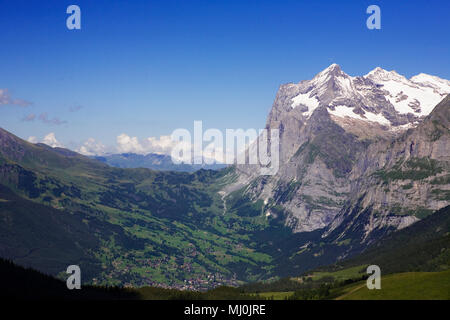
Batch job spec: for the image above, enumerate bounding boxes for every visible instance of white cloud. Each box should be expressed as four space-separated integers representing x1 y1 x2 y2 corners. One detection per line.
145 135 178 154
27 132 64 148
116 134 145 154
115 133 232 164
77 138 106 156
38 113 67 125
26 131 242 163
21 112 66 125
42 132 65 148
22 113 36 122
116 133 179 155
0 88 31 107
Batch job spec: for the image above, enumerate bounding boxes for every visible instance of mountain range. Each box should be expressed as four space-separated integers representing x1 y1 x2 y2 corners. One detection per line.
93 153 226 172
226 65 449 248
0 64 448 290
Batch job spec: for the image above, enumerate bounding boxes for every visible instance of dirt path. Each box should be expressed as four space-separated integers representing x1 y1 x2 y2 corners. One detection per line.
218 191 227 215
335 283 366 300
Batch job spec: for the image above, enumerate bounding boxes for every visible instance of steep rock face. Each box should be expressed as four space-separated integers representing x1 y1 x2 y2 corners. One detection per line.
325 95 450 244
234 107 367 232
223 64 450 239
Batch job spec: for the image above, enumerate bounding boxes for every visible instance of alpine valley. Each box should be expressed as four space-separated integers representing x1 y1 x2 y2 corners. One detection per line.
0 64 449 291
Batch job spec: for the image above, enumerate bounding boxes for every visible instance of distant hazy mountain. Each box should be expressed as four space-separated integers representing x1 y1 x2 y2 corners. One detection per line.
93 153 227 172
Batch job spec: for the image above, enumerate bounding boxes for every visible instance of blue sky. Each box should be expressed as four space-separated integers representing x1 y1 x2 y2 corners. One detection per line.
0 0 449 154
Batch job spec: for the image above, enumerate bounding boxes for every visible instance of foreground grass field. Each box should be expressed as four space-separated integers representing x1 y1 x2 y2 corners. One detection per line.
335 270 450 300
305 265 367 282
255 291 294 300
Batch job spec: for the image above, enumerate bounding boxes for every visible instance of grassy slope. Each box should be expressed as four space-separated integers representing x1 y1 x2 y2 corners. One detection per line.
0 184 102 279
306 265 367 281
0 257 138 300
0 257 262 300
335 270 450 300
256 291 294 300
240 205 450 300
326 205 450 275
243 269 450 300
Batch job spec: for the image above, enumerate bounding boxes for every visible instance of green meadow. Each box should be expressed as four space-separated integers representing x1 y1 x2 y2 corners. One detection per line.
335 270 450 300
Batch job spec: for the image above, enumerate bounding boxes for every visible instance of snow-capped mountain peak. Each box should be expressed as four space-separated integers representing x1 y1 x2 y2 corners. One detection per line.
365 68 449 117
410 73 450 95
311 63 351 85
313 63 345 79
365 67 407 82
286 64 450 129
